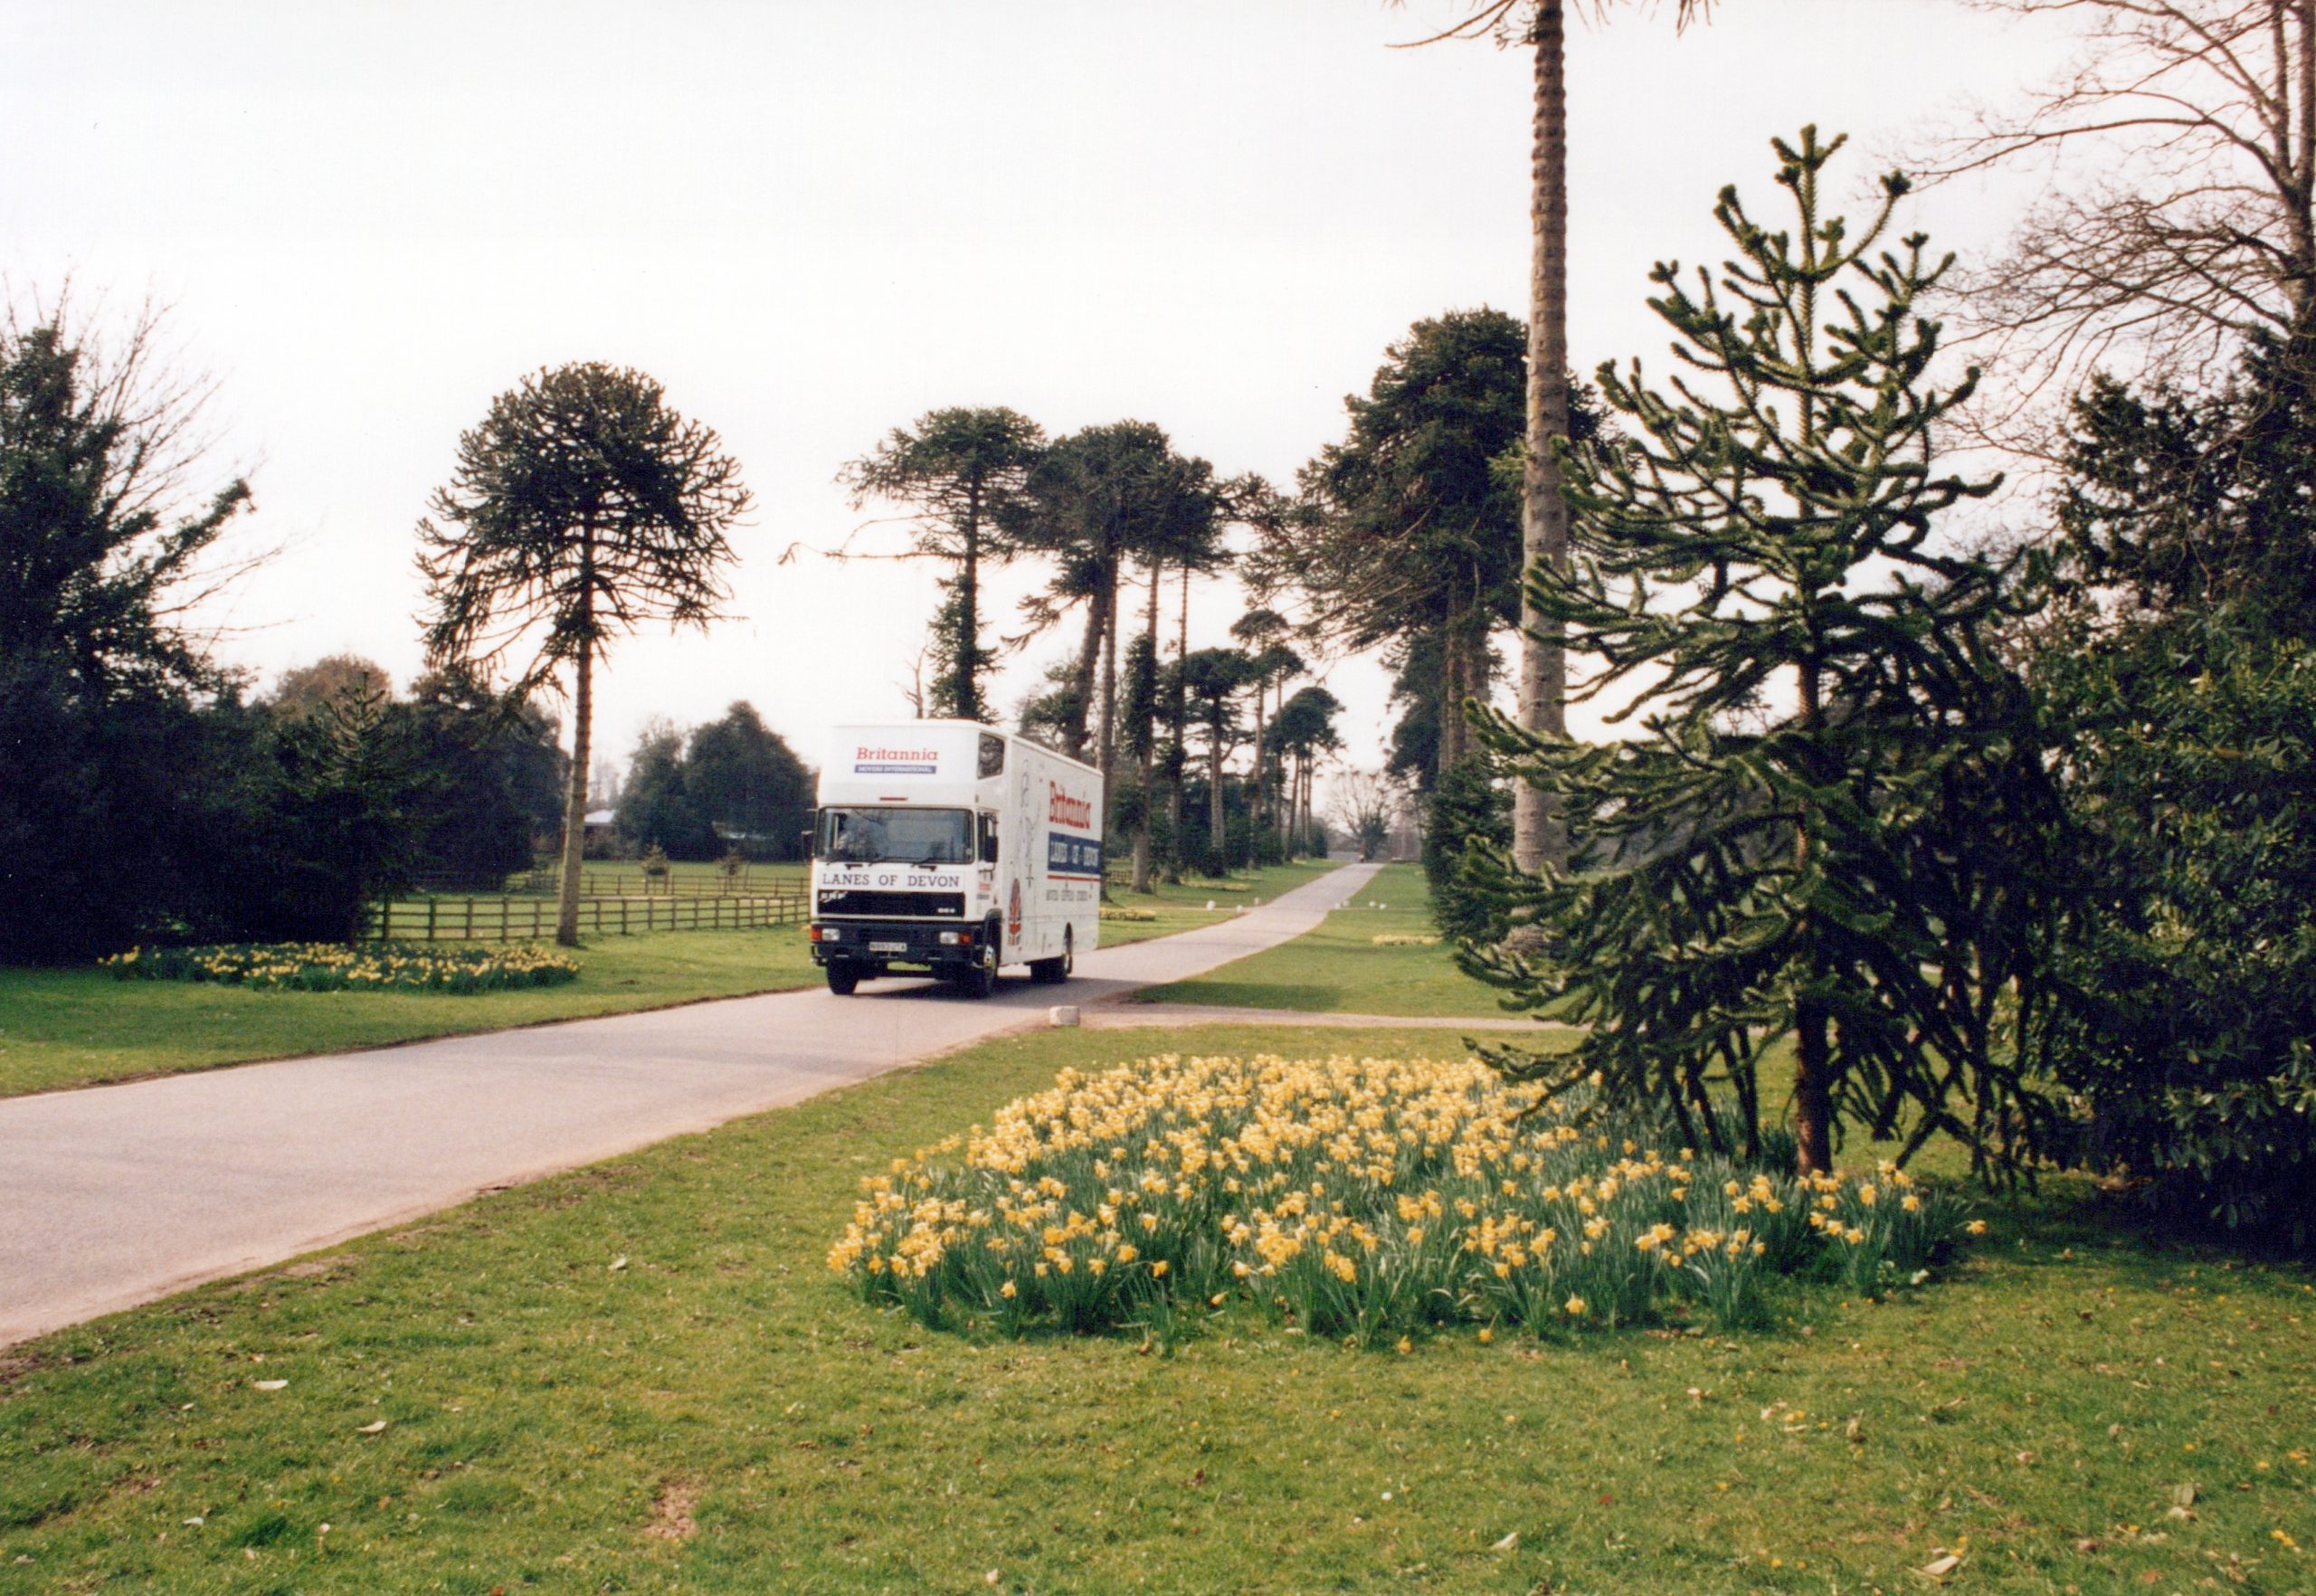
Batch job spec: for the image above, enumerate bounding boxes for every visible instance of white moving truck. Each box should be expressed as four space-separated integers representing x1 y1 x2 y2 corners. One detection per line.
808 721 1103 997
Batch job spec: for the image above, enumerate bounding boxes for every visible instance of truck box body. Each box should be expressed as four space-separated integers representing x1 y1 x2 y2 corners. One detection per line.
808 721 1101 993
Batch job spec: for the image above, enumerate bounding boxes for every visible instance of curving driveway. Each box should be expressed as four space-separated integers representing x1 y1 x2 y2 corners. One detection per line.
0 861 1381 1347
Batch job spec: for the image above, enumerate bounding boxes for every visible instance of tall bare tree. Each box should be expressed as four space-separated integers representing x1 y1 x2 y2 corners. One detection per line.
1331 767 1409 861
1397 1 1709 872
1916 0 2316 440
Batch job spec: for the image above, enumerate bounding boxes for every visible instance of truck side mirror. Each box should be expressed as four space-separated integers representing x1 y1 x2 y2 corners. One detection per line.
979 815 999 864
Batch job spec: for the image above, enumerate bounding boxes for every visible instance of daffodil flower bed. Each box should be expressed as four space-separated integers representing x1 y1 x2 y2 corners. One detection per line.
1098 907 1160 922
831 1053 1975 1345
103 941 579 994
1370 933 1441 946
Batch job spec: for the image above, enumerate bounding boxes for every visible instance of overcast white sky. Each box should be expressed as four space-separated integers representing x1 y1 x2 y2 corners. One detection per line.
1 0 2074 796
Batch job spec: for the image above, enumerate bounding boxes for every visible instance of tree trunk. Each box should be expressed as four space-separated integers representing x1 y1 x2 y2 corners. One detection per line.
1289 750 1304 855
1165 565 1190 881
1248 680 1267 869
1438 622 1464 775
2297 0 2316 321
1790 651 1834 1173
956 480 982 722
1793 996 1836 1173
555 635 593 948
1065 583 1106 762
1131 559 1160 893
1277 744 1292 853
1099 560 1119 794
1209 714 1228 868
1513 0 1571 874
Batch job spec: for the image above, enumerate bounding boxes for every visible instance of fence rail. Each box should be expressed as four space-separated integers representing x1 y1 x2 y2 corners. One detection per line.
365 893 809 942
493 867 808 899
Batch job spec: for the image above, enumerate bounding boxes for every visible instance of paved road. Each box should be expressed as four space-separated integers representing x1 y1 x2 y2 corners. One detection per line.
0 862 1381 1347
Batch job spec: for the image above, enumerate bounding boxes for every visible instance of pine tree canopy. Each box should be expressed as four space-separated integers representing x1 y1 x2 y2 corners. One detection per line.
1466 127 2070 1179
417 363 750 693
840 406 1045 722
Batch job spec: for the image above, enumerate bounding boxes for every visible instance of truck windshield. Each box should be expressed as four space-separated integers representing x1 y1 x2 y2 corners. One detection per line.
816 806 973 865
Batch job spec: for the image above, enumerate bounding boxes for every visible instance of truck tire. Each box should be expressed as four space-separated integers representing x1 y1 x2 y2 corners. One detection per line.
825 961 861 996
1030 927 1073 984
957 931 999 1000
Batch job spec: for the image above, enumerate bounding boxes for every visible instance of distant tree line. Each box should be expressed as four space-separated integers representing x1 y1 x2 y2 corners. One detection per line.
612 701 814 862
844 410 1345 880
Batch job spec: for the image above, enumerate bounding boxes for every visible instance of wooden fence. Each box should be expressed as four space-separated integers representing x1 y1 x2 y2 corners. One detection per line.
366 893 809 942
502 867 808 899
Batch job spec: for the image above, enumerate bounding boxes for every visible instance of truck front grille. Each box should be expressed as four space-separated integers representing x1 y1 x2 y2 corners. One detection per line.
815 890 966 918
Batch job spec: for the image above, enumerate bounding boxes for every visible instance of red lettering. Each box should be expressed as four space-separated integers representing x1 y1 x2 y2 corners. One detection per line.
1049 782 1093 829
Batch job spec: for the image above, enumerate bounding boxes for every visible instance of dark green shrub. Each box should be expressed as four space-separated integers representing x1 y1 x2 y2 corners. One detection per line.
2031 607 2316 1242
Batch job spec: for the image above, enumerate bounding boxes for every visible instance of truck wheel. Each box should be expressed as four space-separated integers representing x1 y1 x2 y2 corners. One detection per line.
825 961 861 996
958 936 999 1000
1031 927 1073 984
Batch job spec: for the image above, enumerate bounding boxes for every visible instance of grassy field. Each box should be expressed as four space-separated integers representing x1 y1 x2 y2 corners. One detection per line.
4 1020 2308 1595
1133 861 1517 1017
1093 858 1342 948
0 930 821 1099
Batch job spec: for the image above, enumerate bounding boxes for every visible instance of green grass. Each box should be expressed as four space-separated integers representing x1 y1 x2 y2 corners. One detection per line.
0 930 821 1099
2 1021 2308 1594
1133 861 1514 1016
1092 858 1343 947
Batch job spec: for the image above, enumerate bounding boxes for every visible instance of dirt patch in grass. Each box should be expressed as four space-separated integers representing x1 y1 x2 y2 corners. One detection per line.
643 1477 699 1539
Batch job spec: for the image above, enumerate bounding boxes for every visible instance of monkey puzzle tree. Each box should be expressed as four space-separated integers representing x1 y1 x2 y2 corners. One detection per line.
1466 128 2068 1178
418 363 751 946
840 406 1045 722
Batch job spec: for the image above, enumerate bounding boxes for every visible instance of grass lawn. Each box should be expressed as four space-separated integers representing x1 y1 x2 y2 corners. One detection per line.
4 1021 2308 1595
1133 861 1516 1017
1092 858 1343 948
0 929 821 1099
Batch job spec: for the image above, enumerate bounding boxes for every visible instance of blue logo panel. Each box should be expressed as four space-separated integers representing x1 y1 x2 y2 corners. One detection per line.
1047 831 1103 879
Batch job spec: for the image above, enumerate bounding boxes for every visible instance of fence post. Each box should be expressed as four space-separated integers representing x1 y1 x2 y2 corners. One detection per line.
426 898 437 943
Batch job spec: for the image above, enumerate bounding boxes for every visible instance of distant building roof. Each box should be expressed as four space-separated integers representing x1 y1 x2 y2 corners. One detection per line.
584 808 615 828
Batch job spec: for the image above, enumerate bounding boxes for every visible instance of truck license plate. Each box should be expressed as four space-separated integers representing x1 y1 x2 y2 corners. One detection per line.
869 941 908 954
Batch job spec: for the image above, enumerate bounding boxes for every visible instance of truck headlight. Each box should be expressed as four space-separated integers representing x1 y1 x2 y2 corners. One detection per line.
938 931 960 945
